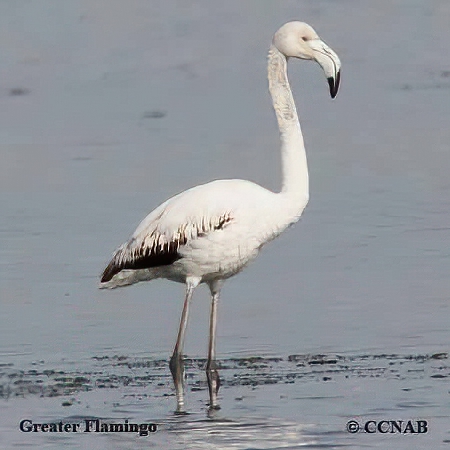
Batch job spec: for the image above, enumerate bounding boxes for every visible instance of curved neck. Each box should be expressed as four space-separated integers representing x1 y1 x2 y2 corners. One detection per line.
268 45 309 204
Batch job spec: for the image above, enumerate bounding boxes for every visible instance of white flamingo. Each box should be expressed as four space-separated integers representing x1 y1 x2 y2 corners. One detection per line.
100 21 341 413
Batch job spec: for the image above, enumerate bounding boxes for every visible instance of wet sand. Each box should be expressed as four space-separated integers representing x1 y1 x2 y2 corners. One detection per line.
1 0 450 448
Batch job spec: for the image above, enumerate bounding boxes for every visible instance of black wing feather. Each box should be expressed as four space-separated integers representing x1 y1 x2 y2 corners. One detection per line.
100 240 182 283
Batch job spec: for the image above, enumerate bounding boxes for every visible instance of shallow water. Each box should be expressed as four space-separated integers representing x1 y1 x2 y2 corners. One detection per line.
1 0 450 448
2 352 449 448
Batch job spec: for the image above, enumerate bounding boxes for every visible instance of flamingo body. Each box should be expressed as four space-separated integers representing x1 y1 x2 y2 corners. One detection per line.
101 179 306 288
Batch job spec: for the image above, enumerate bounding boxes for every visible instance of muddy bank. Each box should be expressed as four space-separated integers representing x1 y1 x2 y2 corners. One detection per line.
1 352 447 401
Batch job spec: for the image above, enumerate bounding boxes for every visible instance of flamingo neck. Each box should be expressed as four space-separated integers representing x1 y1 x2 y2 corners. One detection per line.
268 45 309 208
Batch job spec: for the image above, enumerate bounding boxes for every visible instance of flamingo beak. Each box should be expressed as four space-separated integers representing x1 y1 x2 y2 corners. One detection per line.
309 39 341 98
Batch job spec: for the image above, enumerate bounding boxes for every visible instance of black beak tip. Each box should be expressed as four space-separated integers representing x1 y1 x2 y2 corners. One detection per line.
327 77 336 98
328 70 341 99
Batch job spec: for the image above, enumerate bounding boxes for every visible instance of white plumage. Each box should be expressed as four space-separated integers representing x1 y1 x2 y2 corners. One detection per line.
100 21 341 413
101 179 304 288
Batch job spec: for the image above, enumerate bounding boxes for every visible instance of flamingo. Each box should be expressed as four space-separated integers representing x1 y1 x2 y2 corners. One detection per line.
100 21 341 413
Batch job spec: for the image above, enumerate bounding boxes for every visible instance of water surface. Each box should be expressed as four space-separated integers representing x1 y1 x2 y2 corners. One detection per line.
1 1 449 448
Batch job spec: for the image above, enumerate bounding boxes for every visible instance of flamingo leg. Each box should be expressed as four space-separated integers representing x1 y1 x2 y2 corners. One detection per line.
169 279 197 414
206 281 222 410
